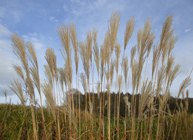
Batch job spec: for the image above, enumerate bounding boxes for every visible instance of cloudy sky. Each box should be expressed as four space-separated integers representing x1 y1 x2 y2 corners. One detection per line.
0 0 193 103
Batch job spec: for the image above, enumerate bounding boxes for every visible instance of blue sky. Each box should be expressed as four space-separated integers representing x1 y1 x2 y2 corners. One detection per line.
0 0 193 103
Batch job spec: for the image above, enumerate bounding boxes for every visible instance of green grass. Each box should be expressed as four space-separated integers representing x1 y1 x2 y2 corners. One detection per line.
0 104 193 140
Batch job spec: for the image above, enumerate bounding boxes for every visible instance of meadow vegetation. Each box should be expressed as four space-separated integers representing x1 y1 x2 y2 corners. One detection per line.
0 13 193 140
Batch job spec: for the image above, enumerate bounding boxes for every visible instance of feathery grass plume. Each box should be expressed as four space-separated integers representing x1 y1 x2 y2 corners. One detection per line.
115 43 121 74
104 22 113 139
12 35 35 99
159 16 174 63
168 35 176 56
178 76 191 97
92 29 97 48
152 45 161 79
138 80 153 120
59 25 70 58
12 34 28 73
87 31 93 64
13 65 24 81
58 68 67 92
80 42 90 82
42 82 56 120
109 12 120 51
138 19 154 55
45 48 57 81
122 57 129 85
166 55 174 79
44 65 53 86
100 46 105 84
27 42 47 139
64 58 72 86
101 32 112 140
26 77 35 99
130 46 136 67
10 80 26 106
156 66 166 96
70 25 79 133
70 24 79 75
105 70 110 83
124 17 134 50
131 60 138 92
12 34 38 140
27 43 42 93
30 67 40 93
168 64 180 86
59 25 72 86
59 25 72 84
27 43 38 68
12 35 35 97
136 19 154 91
137 29 142 52
93 31 100 75
70 26 81 137
103 32 111 64
58 25 73 138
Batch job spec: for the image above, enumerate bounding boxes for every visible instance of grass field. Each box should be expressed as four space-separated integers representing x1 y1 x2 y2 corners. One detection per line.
0 13 192 140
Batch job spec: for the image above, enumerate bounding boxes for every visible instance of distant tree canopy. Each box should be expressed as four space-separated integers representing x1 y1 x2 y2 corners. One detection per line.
70 92 193 116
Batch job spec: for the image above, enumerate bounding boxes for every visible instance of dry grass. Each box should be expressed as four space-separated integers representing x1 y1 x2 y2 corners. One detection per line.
3 13 192 140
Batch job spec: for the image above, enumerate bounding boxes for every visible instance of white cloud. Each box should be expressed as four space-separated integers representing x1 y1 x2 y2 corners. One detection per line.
49 16 58 23
0 1 23 23
63 0 110 16
0 38 17 96
0 24 11 37
185 28 192 33
22 32 46 50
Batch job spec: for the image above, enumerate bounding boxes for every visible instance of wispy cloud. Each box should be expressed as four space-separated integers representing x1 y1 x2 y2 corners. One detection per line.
22 32 46 50
49 16 58 23
62 0 112 16
0 24 11 37
0 4 23 23
0 25 17 95
185 28 192 33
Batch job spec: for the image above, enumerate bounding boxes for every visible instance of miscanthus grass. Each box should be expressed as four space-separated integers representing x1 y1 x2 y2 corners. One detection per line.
1 13 192 140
